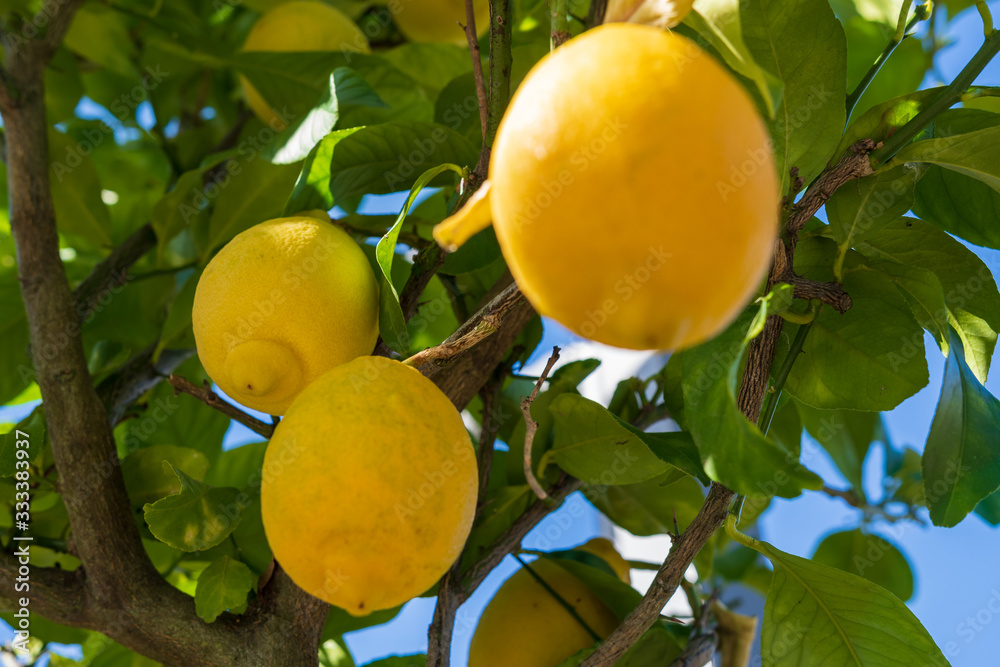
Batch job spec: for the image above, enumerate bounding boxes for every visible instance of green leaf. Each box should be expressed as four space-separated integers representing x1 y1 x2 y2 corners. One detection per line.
461 485 532 571
683 310 822 497
975 489 1000 525
586 472 704 536
811 528 914 602
0 273 32 405
0 407 47 478
922 328 1000 527
63 4 138 78
685 1 782 116
837 88 943 162
782 240 929 410
852 217 1000 383
121 445 210 507
322 605 402 639
544 556 643 621
824 166 918 278
152 165 215 251
195 555 258 622
845 19 931 121
363 656 426 667
912 108 1000 250
740 0 847 189
284 121 476 215
201 157 301 257
157 269 201 353
380 42 472 97
548 394 676 485
264 68 387 166
375 163 465 353
747 282 794 340
48 130 113 248
727 517 950 666
796 402 882 494
143 465 245 552
892 124 1000 191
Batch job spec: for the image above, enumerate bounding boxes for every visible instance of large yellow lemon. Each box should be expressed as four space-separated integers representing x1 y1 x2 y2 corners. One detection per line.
261 357 478 614
240 1 370 128
390 0 489 43
469 540 629 667
435 24 778 351
192 217 378 415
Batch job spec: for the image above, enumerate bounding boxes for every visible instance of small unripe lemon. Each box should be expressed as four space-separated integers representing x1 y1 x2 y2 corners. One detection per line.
390 0 489 43
435 24 778 351
261 357 478 614
240 1 370 128
469 540 630 667
192 217 378 415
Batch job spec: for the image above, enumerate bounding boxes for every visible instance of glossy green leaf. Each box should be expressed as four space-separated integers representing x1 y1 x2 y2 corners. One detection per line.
824 166 918 278
811 528 914 601
836 88 942 163
783 241 929 410
740 0 847 189
143 465 245 552
586 472 704 536
912 108 1000 250
201 157 301 257
284 121 475 215
195 555 258 622
683 310 821 497
687 0 782 116
121 445 210 507
375 163 465 353
264 68 386 166
728 517 950 666
893 124 1000 191
853 217 1000 383
549 394 682 485
922 328 1000 527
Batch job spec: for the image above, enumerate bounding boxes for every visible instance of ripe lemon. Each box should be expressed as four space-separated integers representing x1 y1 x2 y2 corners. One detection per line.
469 540 629 667
192 216 378 415
261 356 478 614
240 1 370 128
435 24 778 351
390 0 489 43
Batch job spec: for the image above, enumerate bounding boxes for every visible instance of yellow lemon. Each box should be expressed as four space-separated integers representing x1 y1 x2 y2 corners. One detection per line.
390 0 489 43
240 1 370 128
469 543 628 667
261 357 478 614
435 24 778 351
192 217 378 415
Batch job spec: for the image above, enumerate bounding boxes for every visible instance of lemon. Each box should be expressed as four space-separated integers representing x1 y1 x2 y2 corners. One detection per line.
469 540 629 667
240 1 370 128
578 537 631 584
604 0 695 27
192 216 378 415
435 24 778 351
390 0 489 43
261 356 478 614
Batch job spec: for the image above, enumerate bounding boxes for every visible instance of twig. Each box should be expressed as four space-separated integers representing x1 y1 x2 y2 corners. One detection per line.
476 0 514 181
587 0 608 27
550 0 571 48
668 634 716 667
98 346 194 425
463 0 489 140
167 374 275 438
522 347 561 501
820 485 927 525
405 282 527 373
757 322 812 435
845 1 929 118
73 224 157 320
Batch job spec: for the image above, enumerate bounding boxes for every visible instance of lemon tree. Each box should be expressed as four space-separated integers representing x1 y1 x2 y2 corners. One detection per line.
1 0 1000 665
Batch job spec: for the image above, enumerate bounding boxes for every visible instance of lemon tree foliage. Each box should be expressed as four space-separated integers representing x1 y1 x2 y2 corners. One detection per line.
1 0 1000 664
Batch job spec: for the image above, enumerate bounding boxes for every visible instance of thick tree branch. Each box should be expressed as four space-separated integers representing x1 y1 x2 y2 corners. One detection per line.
406 282 527 373
97 347 194 425
167 374 275 438
0 551 92 628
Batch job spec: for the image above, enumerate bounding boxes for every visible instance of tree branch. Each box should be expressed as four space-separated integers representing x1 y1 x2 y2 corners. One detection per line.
97 346 194 425
463 0 489 140
522 347 561 501
73 224 156 321
406 282 527 373
0 550 92 629
167 374 275 438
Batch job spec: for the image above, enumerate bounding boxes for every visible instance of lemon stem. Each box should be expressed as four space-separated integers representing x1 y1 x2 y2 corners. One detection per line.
512 555 602 642
551 0 571 49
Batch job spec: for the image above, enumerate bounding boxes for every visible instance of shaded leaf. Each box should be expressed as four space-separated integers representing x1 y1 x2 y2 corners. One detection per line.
796 402 882 494
143 465 245 552
811 528 914 601
586 472 703 536
195 555 257 622
922 328 1000 527
121 445 210 507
